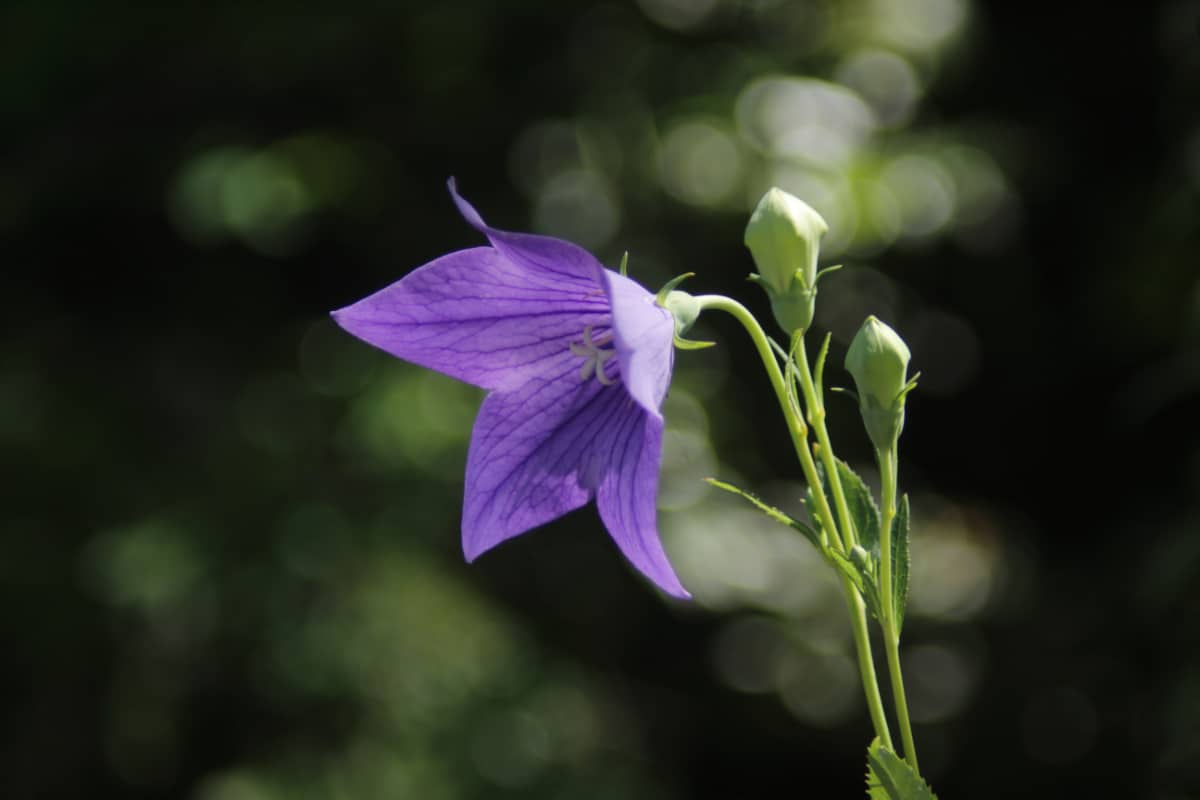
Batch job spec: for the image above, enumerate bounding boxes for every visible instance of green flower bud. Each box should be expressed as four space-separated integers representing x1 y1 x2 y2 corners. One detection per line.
743 187 829 334
845 316 912 450
745 188 828 293
850 544 872 572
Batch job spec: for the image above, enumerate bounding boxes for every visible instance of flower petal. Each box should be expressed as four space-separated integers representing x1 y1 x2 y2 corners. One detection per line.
596 410 689 598
332 246 609 392
462 359 686 597
449 178 609 288
602 270 675 418
462 357 621 559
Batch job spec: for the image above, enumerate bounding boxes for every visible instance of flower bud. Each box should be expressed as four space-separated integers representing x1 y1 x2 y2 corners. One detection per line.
845 316 912 450
744 188 828 334
745 188 828 293
850 544 872 572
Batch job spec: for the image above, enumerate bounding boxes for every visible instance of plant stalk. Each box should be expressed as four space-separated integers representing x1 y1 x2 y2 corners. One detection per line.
878 444 919 773
695 295 893 751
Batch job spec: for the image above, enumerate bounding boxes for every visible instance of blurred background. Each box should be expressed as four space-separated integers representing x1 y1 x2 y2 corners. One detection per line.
3 0 1199 797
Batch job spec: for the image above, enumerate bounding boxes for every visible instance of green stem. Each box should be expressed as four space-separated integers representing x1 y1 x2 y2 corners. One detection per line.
793 334 859 550
695 295 893 751
878 444 919 773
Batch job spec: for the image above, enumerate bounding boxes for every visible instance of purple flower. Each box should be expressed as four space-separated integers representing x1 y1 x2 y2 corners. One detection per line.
332 180 688 598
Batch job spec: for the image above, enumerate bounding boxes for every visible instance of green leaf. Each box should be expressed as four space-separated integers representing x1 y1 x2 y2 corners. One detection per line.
867 759 888 800
806 461 890 618
893 494 911 633
812 460 881 556
804 483 837 550
705 478 820 549
836 459 881 556
865 738 937 800
813 330 832 398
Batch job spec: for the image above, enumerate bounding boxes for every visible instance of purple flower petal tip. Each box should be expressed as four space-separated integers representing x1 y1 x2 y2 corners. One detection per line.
333 182 688 599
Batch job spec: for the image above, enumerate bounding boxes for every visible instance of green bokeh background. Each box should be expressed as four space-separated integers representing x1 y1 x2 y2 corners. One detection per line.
3 1 1199 797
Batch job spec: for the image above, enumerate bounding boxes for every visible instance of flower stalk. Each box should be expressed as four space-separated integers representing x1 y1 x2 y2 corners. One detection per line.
878 443 919 775
793 334 860 551
692 293 894 752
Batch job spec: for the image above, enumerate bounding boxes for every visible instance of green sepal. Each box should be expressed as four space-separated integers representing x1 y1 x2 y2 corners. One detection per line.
814 263 843 283
830 385 859 403
705 478 821 549
673 334 717 350
892 494 911 633
747 273 816 336
655 272 696 307
656 274 714 349
896 372 921 403
865 738 937 800
619 251 629 277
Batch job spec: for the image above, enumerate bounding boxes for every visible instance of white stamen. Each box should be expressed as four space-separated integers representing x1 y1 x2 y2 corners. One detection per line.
570 325 618 386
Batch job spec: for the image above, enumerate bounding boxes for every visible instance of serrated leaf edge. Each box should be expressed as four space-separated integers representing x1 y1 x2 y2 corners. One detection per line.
705 478 820 548
866 738 938 800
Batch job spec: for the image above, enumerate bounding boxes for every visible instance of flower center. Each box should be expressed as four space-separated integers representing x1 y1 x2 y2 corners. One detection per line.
569 325 617 386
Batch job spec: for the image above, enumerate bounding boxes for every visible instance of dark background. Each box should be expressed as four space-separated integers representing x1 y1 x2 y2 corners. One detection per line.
3 1 1199 798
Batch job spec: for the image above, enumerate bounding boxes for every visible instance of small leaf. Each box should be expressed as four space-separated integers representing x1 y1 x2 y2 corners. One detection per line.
706 478 820 549
865 738 937 800
804 484 825 537
836 460 881 555
767 335 791 365
866 747 888 800
814 460 881 556
893 494 912 633
813 330 832 397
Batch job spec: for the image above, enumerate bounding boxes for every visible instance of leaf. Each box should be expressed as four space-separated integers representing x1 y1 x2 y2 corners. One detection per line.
859 569 885 624
813 330 832 398
818 514 884 621
705 478 820 549
804 485 823 537
865 738 937 800
812 460 882 557
867 759 888 800
893 494 911 633
835 459 882 557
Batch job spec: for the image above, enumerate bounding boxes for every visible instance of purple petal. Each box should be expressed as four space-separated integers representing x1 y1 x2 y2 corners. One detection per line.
449 178 609 288
332 247 609 392
602 270 675 418
462 360 629 559
463 360 687 598
596 411 689 598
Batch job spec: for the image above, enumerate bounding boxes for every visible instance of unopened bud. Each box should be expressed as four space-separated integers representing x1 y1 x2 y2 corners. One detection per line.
744 188 828 334
850 544 872 571
845 316 912 450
